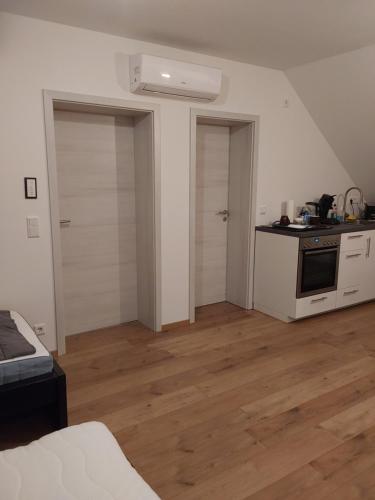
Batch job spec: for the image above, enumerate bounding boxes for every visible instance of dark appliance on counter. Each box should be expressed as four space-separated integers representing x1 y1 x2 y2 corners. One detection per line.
306 201 319 216
306 194 338 225
318 194 335 220
279 215 290 226
297 234 341 298
365 203 375 220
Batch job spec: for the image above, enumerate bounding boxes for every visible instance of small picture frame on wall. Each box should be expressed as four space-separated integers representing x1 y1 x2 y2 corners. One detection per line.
24 177 37 199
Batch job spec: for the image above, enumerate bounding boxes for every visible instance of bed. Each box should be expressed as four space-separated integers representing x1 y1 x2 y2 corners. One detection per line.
0 421 160 500
0 311 53 385
0 311 67 441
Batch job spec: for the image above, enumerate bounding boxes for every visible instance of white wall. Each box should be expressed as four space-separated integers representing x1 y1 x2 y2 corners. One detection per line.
0 12 354 350
286 44 375 201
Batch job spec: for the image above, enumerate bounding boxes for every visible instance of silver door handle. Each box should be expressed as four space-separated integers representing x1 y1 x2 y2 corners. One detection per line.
348 234 363 239
216 209 229 221
343 289 359 296
346 253 362 258
60 219 71 225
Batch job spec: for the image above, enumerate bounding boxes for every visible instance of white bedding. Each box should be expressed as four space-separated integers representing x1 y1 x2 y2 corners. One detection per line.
0 421 160 500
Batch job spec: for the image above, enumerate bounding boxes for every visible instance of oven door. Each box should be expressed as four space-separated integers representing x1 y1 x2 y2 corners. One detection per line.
297 247 339 298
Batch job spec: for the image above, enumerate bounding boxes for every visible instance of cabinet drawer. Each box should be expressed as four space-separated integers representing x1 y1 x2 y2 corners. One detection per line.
341 232 367 252
295 291 336 319
337 249 365 289
337 286 363 308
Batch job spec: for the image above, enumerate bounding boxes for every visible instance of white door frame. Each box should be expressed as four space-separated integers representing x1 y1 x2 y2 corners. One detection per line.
43 90 162 354
189 108 259 322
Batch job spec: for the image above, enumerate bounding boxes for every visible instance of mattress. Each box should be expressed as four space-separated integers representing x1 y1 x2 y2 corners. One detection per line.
0 421 160 500
0 311 53 385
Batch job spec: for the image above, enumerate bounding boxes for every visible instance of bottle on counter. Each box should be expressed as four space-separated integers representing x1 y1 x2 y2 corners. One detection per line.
335 194 345 222
303 212 310 225
298 207 310 225
331 203 338 221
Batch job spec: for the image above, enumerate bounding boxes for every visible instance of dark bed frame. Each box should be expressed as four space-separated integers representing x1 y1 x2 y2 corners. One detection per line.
0 359 67 431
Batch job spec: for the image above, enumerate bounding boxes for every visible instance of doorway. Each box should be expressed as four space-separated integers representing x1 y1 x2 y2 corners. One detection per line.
190 110 259 322
44 91 161 354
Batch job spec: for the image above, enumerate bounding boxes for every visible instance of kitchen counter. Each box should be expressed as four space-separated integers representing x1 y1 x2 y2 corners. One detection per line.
254 222 375 323
256 221 375 238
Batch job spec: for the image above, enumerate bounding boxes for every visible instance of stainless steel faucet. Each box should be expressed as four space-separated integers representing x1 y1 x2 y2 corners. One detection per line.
343 187 364 219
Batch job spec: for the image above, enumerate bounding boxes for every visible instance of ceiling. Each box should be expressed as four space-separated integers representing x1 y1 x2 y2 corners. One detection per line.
2 0 375 69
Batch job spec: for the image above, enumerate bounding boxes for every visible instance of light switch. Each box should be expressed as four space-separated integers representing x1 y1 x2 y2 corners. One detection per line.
259 205 267 215
27 216 40 238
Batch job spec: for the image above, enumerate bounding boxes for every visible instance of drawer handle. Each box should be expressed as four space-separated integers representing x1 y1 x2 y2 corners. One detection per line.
343 289 359 296
366 237 371 258
348 235 363 239
346 253 362 258
311 297 328 303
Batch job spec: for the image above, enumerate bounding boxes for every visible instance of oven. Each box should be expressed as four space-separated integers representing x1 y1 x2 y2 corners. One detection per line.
297 234 341 298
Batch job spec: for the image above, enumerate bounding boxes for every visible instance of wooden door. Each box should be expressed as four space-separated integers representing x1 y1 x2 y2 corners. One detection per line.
134 113 157 330
226 123 253 308
195 124 230 307
54 111 137 335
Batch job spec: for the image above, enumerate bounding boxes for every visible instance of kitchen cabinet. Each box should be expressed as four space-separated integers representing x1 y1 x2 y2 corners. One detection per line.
335 228 375 308
254 226 375 323
295 291 337 319
364 230 375 300
337 249 365 289
254 231 299 322
336 230 373 308
337 286 363 308
340 231 368 252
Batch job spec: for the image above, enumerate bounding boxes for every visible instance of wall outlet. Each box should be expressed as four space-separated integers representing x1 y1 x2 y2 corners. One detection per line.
34 323 46 336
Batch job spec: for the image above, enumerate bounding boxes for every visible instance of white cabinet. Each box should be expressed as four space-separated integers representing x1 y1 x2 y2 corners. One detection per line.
337 229 375 307
254 231 299 322
295 291 337 319
336 234 369 309
338 249 365 289
254 229 375 323
363 230 375 301
336 286 363 308
341 232 367 252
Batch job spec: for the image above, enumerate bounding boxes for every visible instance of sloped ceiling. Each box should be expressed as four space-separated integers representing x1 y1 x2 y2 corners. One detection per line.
286 45 375 201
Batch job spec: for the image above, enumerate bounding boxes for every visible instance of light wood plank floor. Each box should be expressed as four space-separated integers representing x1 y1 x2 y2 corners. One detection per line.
57 301 375 500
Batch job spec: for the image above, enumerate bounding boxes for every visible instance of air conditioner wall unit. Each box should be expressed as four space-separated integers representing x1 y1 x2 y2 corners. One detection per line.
129 54 222 101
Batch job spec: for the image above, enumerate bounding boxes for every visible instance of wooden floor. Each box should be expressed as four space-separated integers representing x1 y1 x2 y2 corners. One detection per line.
57 301 375 500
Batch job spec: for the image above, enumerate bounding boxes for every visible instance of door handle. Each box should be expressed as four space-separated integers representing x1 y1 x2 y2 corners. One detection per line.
348 234 363 239
345 253 362 258
59 219 71 225
216 209 229 221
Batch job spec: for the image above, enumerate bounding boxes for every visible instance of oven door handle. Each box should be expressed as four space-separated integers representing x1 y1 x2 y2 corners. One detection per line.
303 247 339 256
